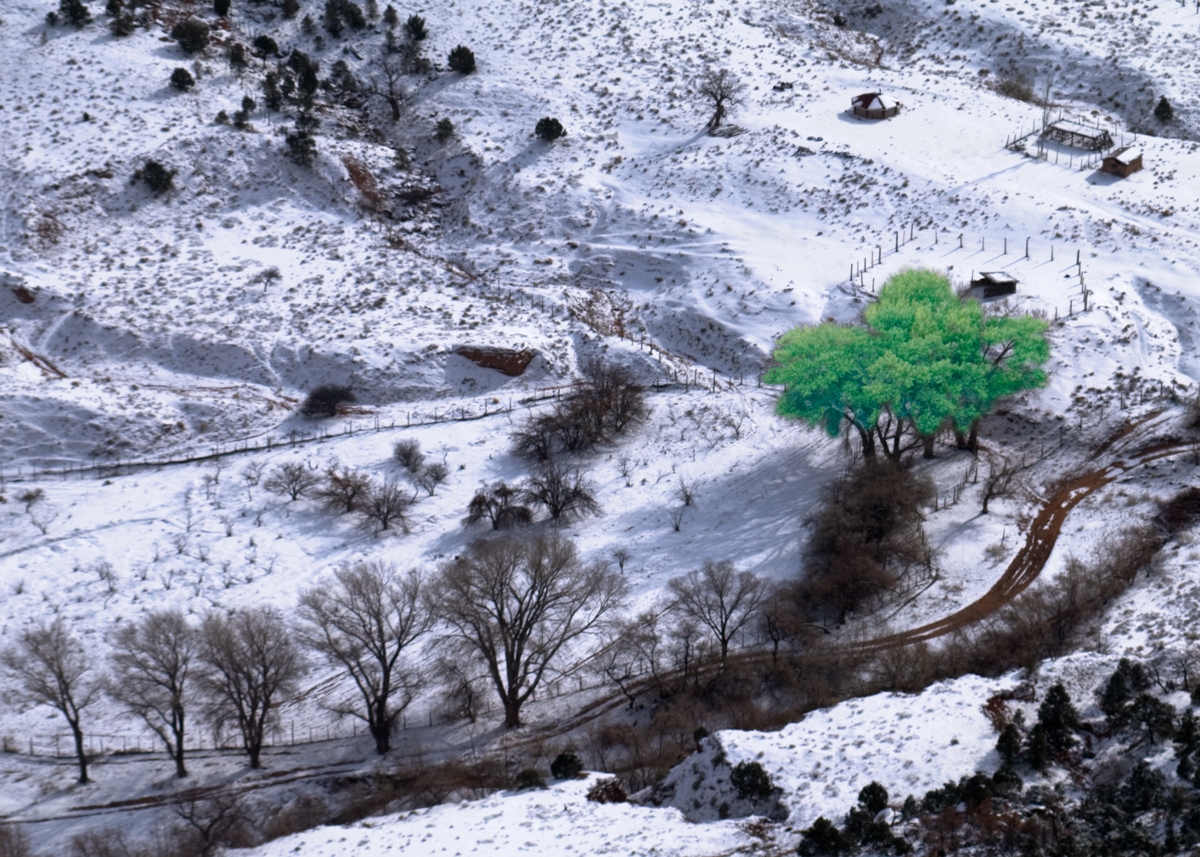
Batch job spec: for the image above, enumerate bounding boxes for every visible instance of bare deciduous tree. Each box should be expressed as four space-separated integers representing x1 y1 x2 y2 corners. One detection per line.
109 610 195 778
521 462 602 523
196 609 305 768
262 462 320 501
668 560 765 663
316 465 371 514
2 619 101 783
171 789 249 855
392 438 425 473
414 461 449 496
298 562 431 754
358 479 416 532
431 534 627 728
697 67 746 129
465 482 533 530
370 56 407 121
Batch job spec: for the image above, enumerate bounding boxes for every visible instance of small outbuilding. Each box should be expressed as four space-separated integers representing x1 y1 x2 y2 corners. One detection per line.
1041 119 1113 151
1100 146 1143 178
969 272 1018 300
850 92 901 119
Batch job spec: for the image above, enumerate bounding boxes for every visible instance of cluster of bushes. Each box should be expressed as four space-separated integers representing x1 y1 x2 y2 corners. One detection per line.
259 458 424 533
800 782 913 855
132 159 176 195
512 358 647 461
790 460 934 626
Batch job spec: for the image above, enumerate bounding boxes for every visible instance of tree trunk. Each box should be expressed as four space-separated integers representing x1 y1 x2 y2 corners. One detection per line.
858 425 876 460
967 421 979 454
248 743 262 769
955 430 968 449
370 700 391 754
173 709 187 778
503 696 521 729
71 721 89 784
387 95 400 122
923 434 936 459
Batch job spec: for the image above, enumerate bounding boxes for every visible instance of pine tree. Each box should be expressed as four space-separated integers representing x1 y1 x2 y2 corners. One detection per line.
858 781 889 814
448 45 476 74
262 72 283 111
1175 710 1197 768
59 0 93 27
1024 722 1051 771
169 67 195 91
997 722 1023 766
1128 694 1176 744
1155 96 1174 123
1100 659 1149 727
1037 683 1080 753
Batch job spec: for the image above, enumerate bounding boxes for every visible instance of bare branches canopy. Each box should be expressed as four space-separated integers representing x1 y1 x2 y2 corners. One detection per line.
1 619 101 783
298 562 431 754
430 534 626 727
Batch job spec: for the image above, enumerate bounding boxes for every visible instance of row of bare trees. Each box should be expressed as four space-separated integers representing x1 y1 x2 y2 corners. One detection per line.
0 533 640 780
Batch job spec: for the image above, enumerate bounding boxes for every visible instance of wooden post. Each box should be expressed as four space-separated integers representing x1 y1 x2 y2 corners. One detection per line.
1025 237 1030 258
1051 245 1054 261
895 232 899 252
959 234 964 248
1004 237 1007 254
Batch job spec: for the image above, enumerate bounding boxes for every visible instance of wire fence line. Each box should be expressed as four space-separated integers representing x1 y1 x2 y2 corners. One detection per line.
1 360 778 486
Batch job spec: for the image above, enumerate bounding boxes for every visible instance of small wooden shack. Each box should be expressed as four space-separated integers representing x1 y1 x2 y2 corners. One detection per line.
850 92 901 119
1041 119 1113 151
969 272 1018 300
1100 146 1143 178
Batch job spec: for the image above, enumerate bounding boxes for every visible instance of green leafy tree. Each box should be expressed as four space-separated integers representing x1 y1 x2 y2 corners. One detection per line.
766 269 1048 460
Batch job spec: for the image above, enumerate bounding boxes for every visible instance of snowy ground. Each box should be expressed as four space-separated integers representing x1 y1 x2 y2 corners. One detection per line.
3 0 1200 850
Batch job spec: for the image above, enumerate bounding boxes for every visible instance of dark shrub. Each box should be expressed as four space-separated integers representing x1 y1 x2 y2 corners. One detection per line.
252 34 278 56
282 0 300 18
228 42 248 73
59 0 92 27
586 777 627 803
139 160 176 194
991 765 1024 795
992 72 1034 103
301 383 354 418
215 109 229 124
550 752 584 780
535 117 565 141
798 817 853 856
171 18 210 54
448 45 476 74
1036 683 1080 753
287 113 320 166
109 12 135 35
404 13 427 39
169 67 195 91
730 760 774 801
383 4 398 27
262 72 283 110
465 482 533 530
435 118 455 142
214 0 231 16
514 769 545 790
795 460 934 625
1155 95 1174 123
858 781 889 814
392 439 425 473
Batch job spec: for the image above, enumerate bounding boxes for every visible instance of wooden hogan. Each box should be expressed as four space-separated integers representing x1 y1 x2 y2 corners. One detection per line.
969 272 1018 300
850 92 901 120
1100 146 1143 178
1041 119 1113 151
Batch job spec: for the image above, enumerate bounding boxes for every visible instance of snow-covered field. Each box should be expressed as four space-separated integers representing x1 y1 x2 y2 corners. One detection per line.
3 0 1200 849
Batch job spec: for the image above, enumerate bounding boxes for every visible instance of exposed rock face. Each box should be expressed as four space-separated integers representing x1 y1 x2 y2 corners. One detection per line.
453 345 537 377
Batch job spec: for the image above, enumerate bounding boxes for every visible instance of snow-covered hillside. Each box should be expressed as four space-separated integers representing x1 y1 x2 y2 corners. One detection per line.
3 0 1200 850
